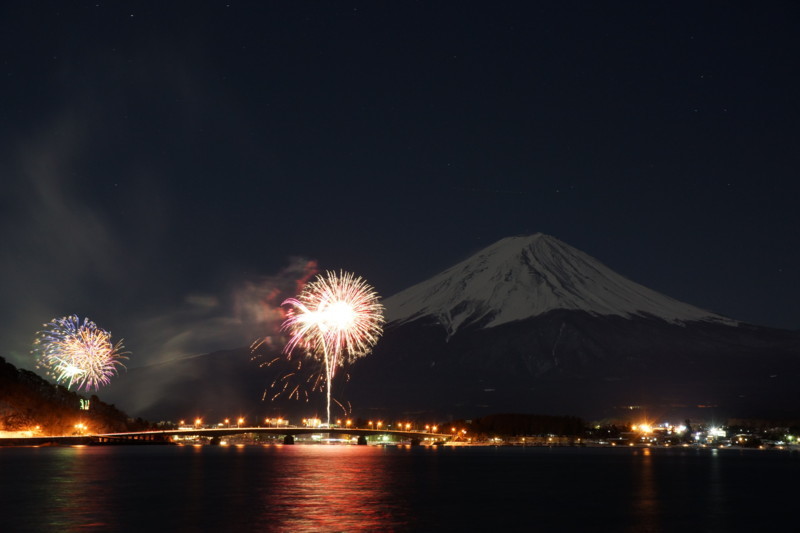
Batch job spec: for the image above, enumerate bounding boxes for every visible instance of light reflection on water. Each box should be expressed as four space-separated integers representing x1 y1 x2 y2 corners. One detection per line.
15 446 121 531
629 447 659 533
255 446 409 531
0 445 797 532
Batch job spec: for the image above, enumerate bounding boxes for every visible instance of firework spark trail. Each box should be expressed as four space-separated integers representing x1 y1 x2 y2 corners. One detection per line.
281 270 384 425
32 315 127 392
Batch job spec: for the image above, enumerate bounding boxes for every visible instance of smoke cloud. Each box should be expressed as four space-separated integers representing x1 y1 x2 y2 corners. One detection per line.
129 258 318 368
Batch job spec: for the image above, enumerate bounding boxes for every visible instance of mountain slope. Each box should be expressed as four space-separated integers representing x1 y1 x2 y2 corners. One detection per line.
347 310 800 419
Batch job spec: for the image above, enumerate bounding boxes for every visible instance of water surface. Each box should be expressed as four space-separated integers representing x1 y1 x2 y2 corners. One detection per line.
1 445 796 531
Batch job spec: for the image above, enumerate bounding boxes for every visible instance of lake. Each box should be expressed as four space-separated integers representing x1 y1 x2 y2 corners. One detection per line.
1 444 797 531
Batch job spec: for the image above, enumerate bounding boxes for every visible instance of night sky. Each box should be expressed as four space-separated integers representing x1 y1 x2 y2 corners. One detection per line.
2 2 799 373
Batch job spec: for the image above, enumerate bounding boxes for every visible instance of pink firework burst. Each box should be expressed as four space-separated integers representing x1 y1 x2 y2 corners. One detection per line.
281 270 384 424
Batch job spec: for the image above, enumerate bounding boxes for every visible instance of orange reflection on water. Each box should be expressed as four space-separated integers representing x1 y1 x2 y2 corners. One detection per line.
41 447 120 531
629 447 660 532
257 446 407 531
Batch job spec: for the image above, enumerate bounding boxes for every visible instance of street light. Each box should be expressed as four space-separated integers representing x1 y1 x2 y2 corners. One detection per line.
377 421 383 429
237 417 244 428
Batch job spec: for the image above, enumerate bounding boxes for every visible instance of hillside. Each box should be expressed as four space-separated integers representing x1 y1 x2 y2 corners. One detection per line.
0 356 150 436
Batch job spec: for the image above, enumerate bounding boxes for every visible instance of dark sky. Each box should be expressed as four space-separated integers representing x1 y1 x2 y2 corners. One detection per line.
2 1 800 371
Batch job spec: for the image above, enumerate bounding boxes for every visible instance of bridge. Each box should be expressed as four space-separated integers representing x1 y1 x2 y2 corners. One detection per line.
0 427 454 447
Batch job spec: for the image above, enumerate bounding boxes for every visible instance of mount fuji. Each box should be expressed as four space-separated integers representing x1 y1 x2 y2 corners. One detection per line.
342 234 800 420
386 234 735 334
105 234 800 422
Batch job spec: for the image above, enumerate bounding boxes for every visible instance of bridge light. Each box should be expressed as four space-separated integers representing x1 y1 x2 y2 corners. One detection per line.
194 418 202 427
405 423 411 430
346 419 352 427
432 426 438 433
237 417 244 428
376 421 382 428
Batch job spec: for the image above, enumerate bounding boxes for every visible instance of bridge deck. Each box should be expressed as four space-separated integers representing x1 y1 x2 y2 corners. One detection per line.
1 427 452 446
101 427 450 440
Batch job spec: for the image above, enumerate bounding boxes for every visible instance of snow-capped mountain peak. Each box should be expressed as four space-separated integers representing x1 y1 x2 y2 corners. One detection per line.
383 234 735 335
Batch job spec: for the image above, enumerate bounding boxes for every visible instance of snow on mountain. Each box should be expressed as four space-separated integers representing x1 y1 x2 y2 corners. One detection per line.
384 234 736 335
